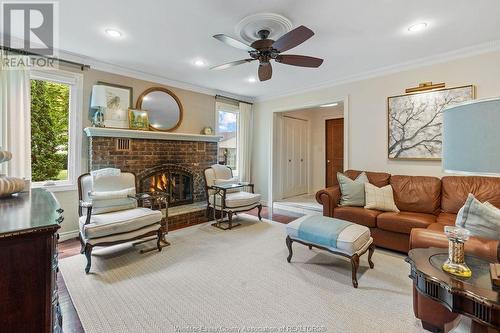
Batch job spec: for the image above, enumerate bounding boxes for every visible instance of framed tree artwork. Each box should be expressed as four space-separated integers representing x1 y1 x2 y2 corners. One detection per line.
387 85 475 160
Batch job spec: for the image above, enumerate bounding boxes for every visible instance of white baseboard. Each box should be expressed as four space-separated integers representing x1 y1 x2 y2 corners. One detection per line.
58 230 79 242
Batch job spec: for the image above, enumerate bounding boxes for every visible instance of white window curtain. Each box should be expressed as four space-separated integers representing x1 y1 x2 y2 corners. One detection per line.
237 102 253 182
0 67 31 178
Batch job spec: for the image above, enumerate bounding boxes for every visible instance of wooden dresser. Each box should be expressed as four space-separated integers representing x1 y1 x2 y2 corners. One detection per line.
0 189 64 333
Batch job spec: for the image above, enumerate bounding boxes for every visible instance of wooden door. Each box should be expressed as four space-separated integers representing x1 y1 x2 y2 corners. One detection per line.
325 118 344 187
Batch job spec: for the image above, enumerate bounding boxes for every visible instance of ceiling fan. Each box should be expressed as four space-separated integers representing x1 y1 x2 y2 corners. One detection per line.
211 25 323 81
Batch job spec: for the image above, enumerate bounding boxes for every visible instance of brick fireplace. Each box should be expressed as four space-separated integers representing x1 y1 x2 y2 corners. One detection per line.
85 127 221 229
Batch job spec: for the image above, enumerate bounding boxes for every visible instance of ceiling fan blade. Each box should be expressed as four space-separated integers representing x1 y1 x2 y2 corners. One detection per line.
258 63 272 81
275 55 324 68
272 25 314 53
213 34 255 52
211 59 255 70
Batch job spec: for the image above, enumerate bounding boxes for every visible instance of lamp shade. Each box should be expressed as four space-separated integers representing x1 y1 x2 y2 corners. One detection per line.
443 97 500 174
90 85 107 108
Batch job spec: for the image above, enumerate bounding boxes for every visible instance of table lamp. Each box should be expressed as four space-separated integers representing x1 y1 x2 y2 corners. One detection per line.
90 85 107 127
442 97 500 277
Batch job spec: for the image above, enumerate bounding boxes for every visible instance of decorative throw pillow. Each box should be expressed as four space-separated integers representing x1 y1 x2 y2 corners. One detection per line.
89 187 135 200
213 177 239 186
214 177 240 193
455 194 500 240
364 183 400 212
89 187 137 215
337 172 369 207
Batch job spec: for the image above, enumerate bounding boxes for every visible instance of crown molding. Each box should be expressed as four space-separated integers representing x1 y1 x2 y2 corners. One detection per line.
255 39 500 102
57 50 255 103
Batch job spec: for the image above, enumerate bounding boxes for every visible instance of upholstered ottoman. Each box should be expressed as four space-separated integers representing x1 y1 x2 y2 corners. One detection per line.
285 215 375 288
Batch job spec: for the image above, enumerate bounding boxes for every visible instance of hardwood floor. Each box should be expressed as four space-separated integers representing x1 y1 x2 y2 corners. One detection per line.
57 207 301 332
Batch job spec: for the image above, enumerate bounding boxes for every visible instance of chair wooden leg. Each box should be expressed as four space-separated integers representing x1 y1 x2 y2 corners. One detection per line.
156 229 162 252
84 244 93 274
79 234 85 254
257 204 263 221
286 236 293 263
205 205 211 218
368 244 375 269
227 211 233 229
351 254 360 288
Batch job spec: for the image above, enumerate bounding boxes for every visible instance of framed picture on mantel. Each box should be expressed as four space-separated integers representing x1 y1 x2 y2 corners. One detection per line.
97 81 133 129
387 85 475 160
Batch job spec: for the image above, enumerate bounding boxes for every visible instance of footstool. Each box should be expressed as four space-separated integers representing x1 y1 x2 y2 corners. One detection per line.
285 215 375 288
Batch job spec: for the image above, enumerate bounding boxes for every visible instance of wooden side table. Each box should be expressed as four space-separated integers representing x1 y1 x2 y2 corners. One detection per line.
406 248 500 332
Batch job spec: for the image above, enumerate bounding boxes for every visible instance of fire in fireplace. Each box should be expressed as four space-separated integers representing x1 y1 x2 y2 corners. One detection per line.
138 165 194 207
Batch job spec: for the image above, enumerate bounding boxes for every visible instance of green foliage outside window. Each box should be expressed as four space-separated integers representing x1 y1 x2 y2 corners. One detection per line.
30 79 69 182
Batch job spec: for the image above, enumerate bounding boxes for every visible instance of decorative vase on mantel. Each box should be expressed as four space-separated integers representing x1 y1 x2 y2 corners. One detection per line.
0 150 25 198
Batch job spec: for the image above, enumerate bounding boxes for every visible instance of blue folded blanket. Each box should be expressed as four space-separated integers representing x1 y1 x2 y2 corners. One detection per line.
297 216 352 248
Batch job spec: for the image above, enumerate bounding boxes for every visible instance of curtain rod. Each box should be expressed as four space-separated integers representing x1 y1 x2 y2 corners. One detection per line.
215 94 253 105
1 45 90 71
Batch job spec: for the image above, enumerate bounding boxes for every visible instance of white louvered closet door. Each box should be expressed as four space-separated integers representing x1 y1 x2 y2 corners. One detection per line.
282 116 308 198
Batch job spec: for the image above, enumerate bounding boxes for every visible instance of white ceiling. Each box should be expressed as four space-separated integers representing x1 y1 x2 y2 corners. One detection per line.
12 1 500 99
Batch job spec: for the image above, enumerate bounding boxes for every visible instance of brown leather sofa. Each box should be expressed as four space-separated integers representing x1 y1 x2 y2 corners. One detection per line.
316 170 500 331
315 170 500 253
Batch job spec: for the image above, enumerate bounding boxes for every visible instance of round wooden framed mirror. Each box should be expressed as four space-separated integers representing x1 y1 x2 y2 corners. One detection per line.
136 87 183 131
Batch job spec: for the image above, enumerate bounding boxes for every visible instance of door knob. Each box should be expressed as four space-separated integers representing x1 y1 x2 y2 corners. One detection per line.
288 159 291 162
301 158 303 162
327 160 330 163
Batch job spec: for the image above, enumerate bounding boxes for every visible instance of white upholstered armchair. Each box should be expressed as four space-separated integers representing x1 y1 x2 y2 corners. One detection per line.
204 164 262 230
78 170 164 273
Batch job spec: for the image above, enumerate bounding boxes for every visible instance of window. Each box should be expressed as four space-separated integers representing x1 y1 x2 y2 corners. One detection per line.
216 104 239 176
29 70 82 190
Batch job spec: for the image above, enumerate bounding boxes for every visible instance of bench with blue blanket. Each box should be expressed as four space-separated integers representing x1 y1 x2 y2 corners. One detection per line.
285 214 375 288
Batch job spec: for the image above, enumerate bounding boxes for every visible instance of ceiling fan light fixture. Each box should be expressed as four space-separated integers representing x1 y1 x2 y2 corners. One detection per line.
247 77 257 83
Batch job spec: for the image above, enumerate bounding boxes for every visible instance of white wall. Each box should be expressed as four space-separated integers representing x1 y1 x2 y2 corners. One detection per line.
253 50 500 204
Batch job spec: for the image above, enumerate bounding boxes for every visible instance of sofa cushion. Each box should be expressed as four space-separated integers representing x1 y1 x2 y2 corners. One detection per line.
364 183 400 212
79 207 162 239
436 213 456 226
344 170 391 187
426 223 446 232
209 191 261 208
441 176 500 214
390 175 441 215
456 194 500 240
334 206 382 228
337 172 369 207
377 211 436 234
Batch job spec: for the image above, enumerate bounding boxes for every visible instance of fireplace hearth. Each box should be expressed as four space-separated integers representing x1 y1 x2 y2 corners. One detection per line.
138 164 194 207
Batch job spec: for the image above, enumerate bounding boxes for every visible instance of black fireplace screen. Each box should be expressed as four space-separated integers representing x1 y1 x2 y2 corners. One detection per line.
138 165 194 207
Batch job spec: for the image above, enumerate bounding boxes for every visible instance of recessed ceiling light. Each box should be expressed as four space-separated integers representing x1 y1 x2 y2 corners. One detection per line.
408 22 428 33
193 59 206 67
247 77 257 83
320 103 338 107
105 28 123 38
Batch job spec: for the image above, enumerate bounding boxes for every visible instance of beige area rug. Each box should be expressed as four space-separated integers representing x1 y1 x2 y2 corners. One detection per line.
60 214 424 333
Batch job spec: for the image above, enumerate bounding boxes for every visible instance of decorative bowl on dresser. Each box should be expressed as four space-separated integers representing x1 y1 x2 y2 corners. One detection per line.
0 188 64 333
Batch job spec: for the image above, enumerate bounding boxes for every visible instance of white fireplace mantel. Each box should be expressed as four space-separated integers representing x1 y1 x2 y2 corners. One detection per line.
84 127 222 143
